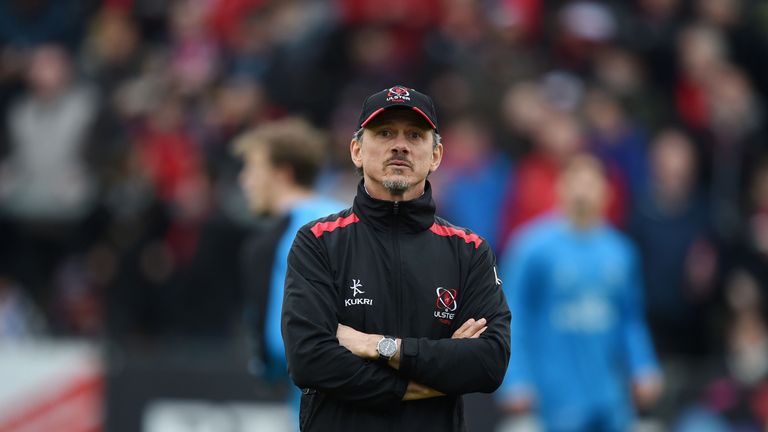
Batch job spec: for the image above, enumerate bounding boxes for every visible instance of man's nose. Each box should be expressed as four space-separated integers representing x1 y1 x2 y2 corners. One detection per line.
391 132 410 153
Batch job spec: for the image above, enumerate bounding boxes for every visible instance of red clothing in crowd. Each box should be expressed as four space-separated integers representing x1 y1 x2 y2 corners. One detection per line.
497 153 628 249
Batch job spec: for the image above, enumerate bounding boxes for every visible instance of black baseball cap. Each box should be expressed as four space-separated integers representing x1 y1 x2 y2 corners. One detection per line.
358 85 439 133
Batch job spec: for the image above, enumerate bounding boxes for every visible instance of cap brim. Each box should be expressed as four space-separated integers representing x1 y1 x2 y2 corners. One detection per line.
360 106 437 130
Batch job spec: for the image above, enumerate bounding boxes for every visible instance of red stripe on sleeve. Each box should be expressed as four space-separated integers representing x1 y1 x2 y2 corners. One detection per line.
311 213 360 237
429 223 483 248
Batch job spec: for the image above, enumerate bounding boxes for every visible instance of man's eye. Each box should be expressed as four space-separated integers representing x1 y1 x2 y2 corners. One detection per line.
409 131 423 139
378 130 393 137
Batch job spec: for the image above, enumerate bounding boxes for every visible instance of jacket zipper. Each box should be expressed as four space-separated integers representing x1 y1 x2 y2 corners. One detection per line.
392 201 402 338
392 201 403 432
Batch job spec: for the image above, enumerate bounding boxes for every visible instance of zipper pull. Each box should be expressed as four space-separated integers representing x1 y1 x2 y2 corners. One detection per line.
393 201 399 215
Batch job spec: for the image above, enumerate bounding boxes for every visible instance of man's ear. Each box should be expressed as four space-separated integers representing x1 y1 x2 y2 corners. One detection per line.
429 142 444 173
350 139 363 169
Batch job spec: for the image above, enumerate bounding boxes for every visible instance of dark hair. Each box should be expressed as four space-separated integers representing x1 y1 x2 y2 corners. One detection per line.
233 118 327 188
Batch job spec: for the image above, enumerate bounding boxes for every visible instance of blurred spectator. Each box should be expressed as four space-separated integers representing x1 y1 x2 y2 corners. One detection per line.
490 0 542 44
104 167 244 340
478 0 544 115
694 0 768 100
733 158 768 291
432 115 512 254
674 23 727 131
260 0 337 93
135 93 203 208
427 72 478 127
172 174 248 339
497 154 661 432
127 85 246 338
497 111 584 247
233 118 345 379
199 77 274 172
675 269 768 431
168 0 220 97
103 198 177 339
103 89 212 339
0 44 100 308
628 128 717 357
498 80 550 157
497 109 627 250
592 46 670 130
1 45 99 224
701 64 767 243
584 86 650 196
541 70 585 113
623 0 683 92
81 7 144 95
211 0 275 80
552 1 617 74
422 0 492 114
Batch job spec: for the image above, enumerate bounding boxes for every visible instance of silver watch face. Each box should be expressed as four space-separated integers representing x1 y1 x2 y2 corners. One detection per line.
378 337 397 358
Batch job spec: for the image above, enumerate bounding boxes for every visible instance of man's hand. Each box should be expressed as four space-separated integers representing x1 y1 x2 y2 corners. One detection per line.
402 381 446 401
452 318 487 339
336 323 380 360
338 318 487 402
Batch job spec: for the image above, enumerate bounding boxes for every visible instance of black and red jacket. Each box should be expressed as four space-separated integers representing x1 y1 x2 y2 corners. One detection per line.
282 181 510 431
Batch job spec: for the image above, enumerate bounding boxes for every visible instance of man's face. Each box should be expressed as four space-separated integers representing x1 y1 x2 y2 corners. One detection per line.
558 157 608 222
239 144 273 214
651 130 695 199
350 109 442 200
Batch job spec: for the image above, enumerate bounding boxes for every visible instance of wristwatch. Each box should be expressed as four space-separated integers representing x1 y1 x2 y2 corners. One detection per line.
376 336 398 361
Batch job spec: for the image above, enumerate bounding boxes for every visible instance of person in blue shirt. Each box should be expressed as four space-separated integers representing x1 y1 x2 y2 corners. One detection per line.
496 154 662 432
433 115 513 255
234 118 345 423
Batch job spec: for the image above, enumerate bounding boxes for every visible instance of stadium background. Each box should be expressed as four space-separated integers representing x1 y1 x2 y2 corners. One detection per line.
0 0 767 430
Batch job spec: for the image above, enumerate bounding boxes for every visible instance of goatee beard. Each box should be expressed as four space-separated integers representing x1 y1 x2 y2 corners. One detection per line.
382 178 411 194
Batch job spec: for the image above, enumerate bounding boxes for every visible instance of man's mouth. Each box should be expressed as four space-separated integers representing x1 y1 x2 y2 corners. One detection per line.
387 160 411 168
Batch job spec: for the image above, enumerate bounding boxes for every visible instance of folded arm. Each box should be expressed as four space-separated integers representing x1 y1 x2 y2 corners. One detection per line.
282 229 408 407
337 317 489 399
337 243 510 396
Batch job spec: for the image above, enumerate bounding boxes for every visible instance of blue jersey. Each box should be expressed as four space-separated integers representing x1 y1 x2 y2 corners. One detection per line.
498 214 659 431
264 196 347 370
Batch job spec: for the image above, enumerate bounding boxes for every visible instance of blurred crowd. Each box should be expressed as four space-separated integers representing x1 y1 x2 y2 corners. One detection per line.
1 0 768 429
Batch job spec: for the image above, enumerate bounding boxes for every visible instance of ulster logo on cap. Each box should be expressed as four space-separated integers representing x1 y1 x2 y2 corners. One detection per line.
358 84 439 132
386 86 411 102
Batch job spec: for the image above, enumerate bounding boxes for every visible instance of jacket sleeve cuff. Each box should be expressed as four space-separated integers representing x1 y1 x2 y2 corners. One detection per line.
392 373 409 402
399 337 419 377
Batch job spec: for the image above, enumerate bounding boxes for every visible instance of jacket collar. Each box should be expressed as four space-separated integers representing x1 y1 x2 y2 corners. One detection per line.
352 180 436 233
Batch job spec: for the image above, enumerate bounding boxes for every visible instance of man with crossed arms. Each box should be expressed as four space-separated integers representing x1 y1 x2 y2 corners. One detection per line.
281 86 510 431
